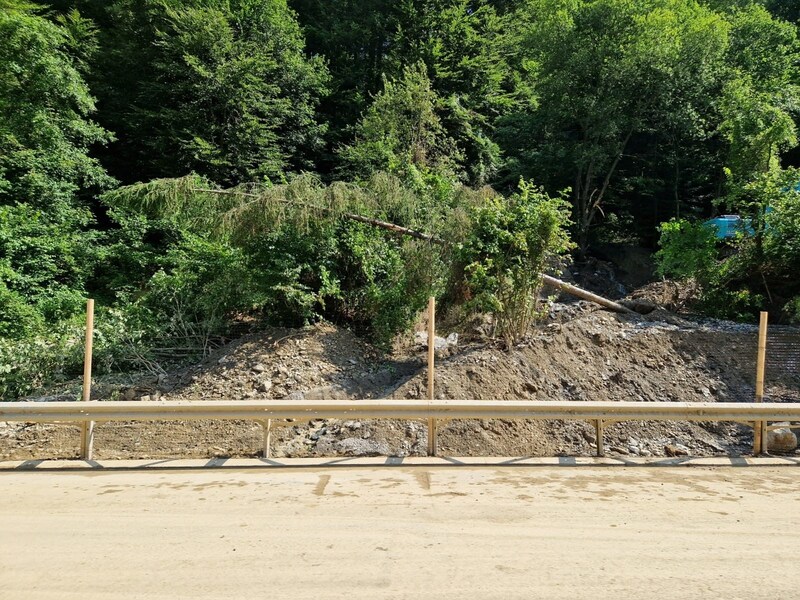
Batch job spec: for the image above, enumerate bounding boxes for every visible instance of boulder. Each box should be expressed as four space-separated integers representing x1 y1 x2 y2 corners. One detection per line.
664 444 690 457
767 427 798 454
414 332 458 349
336 438 390 456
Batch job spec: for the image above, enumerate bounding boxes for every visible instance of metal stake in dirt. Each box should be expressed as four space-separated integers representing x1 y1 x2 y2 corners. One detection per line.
80 299 95 460
427 297 437 456
754 311 769 455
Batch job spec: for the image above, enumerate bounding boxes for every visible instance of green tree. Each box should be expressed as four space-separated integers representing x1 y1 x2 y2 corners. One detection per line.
719 5 798 184
339 63 461 181
0 1 113 327
502 0 731 254
84 0 329 185
0 1 112 214
765 0 800 24
291 0 516 182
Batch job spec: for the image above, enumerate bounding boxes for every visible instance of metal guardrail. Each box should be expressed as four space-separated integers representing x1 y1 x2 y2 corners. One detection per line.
2 399 799 460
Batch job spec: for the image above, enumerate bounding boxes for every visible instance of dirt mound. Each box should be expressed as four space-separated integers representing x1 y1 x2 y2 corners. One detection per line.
3 308 799 461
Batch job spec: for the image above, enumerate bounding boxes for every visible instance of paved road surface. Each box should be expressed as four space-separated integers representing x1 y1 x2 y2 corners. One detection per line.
1 465 798 599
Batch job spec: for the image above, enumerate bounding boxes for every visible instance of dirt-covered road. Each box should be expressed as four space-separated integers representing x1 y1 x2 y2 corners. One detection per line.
2 464 799 599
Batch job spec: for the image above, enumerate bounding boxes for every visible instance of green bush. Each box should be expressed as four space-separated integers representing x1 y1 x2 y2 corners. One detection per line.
784 297 800 324
0 279 43 340
655 219 719 282
698 287 765 322
0 307 158 399
0 204 100 323
458 180 573 346
0 319 84 399
655 170 800 322
334 221 442 347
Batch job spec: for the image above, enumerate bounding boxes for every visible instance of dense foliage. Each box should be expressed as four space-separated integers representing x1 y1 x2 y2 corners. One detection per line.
1 0 800 396
656 168 800 321
458 180 574 345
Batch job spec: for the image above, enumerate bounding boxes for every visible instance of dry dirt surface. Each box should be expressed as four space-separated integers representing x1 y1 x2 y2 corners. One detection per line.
2 465 799 599
2 304 799 461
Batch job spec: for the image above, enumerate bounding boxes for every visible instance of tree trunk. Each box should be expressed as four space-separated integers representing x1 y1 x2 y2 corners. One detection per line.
573 129 633 257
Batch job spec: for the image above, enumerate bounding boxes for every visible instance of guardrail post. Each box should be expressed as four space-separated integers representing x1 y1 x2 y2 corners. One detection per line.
754 311 768 455
595 419 604 457
80 299 95 461
427 297 437 457
261 419 272 459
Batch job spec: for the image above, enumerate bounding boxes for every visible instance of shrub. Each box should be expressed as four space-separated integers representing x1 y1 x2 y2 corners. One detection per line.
458 180 573 346
0 279 43 340
785 297 800 324
655 219 718 282
0 319 84 399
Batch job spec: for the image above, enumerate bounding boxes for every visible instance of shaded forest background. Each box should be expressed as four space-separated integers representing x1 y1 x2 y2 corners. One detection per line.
1 0 799 396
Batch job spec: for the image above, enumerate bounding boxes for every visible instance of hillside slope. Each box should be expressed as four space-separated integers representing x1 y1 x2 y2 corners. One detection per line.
2 304 799 460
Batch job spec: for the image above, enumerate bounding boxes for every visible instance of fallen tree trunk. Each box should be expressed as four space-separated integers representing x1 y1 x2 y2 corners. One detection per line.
337 213 634 315
194 186 631 314
343 213 445 244
540 274 635 314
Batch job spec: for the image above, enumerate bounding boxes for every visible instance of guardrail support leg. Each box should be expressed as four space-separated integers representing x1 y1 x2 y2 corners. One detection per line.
595 419 604 457
754 421 763 456
80 422 94 461
428 419 437 457
760 420 768 455
259 420 272 459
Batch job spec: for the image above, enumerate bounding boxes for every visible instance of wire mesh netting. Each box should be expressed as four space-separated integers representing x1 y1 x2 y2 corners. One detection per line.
765 326 800 403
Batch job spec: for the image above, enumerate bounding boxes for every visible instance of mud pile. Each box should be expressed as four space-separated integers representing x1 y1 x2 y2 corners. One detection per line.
2 306 799 460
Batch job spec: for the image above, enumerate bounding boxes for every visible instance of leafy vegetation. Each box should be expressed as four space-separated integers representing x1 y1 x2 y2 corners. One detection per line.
656 168 800 320
2 0 800 396
459 181 574 345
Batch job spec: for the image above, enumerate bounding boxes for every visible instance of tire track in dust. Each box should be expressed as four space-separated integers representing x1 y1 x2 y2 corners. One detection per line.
414 470 431 491
314 474 331 496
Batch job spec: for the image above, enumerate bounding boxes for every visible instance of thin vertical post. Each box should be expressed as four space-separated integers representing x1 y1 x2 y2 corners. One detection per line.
80 299 95 460
427 297 437 456
595 420 604 457
263 419 272 459
754 311 768 455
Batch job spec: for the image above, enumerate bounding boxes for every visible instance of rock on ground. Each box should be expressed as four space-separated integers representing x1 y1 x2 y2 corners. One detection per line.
767 427 798 454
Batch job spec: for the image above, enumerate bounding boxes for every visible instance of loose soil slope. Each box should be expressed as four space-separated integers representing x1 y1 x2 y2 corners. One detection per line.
2 304 799 460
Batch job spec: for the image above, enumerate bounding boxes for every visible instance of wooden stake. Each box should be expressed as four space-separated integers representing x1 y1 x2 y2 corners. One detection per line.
754 311 768 455
595 420 604 457
427 297 437 457
80 299 95 460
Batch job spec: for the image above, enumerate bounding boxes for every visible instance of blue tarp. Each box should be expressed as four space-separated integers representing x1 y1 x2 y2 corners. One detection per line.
704 215 754 239
703 185 795 239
